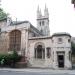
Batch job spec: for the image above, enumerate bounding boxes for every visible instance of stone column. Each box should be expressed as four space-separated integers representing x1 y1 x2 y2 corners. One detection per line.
25 29 29 57
21 30 26 56
53 51 57 69
54 51 58 67
36 49 37 58
65 51 68 68
45 47 47 59
65 51 72 69
42 49 43 59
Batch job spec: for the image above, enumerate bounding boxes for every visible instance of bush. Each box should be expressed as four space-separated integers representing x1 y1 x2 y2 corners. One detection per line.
0 50 21 67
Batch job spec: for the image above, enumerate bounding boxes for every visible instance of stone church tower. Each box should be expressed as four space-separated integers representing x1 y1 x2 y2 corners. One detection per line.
37 5 50 36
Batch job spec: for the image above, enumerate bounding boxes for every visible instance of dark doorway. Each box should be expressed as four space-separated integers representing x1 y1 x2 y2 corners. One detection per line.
58 55 64 68
37 45 42 58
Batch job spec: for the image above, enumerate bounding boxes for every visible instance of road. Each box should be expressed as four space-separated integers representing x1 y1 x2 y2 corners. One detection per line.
0 70 74 75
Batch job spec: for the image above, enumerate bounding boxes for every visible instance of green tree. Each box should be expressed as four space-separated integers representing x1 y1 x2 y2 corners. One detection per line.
9 50 19 67
11 50 19 62
0 8 8 20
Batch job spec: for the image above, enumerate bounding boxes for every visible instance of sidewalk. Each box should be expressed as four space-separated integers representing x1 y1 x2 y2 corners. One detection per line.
0 68 75 74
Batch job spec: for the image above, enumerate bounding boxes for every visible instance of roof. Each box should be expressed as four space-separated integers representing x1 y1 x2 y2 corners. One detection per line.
10 20 43 35
30 24 43 35
52 32 71 37
29 36 51 40
10 21 29 25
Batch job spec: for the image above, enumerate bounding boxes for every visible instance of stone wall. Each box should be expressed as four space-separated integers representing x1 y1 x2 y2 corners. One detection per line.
0 32 9 53
0 20 7 28
28 37 52 68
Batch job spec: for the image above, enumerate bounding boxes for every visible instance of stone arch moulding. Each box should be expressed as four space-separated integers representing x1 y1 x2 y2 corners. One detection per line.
34 42 45 49
9 29 21 33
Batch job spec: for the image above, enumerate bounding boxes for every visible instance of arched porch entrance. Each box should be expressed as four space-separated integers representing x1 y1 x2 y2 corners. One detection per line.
34 42 45 59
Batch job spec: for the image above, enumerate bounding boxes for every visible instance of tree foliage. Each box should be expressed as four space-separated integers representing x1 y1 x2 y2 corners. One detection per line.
0 8 8 20
0 50 21 67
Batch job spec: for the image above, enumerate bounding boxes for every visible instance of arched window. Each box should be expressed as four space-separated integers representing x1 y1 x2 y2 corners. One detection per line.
34 42 45 59
42 21 44 25
46 47 51 58
0 28 1 32
68 39 71 43
39 21 41 26
9 30 21 51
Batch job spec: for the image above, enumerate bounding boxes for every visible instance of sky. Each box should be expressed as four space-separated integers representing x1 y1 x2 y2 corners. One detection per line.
1 0 75 36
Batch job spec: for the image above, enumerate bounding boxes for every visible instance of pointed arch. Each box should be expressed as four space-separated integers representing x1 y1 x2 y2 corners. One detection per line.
9 30 21 51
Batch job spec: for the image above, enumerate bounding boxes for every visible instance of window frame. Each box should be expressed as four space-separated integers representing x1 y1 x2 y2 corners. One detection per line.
58 38 63 44
46 47 51 58
68 39 71 43
34 45 45 59
42 21 45 25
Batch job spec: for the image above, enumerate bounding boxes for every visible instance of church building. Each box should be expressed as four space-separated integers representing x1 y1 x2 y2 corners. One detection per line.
0 6 72 69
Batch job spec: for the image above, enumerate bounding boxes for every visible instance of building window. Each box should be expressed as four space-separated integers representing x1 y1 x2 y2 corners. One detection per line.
53 51 54 62
33 33 36 37
34 45 45 59
42 21 44 25
47 47 51 58
9 30 21 51
39 22 41 26
68 39 70 43
69 51 71 61
58 38 62 44
0 28 1 32
40 29 43 33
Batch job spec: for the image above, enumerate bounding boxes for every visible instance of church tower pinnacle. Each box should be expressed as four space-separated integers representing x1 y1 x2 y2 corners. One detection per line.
37 5 50 36
44 4 49 18
37 5 42 19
